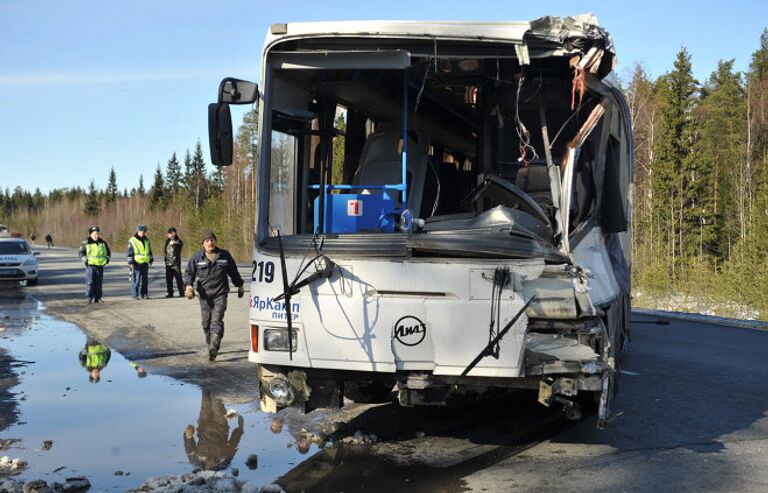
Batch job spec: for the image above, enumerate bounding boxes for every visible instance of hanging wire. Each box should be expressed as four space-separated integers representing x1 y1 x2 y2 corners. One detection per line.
414 37 439 116
514 71 539 164
549 101 586 151
428 159 441 217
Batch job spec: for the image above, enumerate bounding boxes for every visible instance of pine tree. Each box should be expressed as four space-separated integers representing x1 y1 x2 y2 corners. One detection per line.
624 64 658 287
148 164 167 211
183 149 193 189
32 188 44 211
332 114 346 184
189 140 208 208
84 180 100 216
209 165 225 197
750 28 768 81
651 48 699 279
749 29 768 192
106 167 118 203
695 59 747 258
233 109 259 206
137 175 146 196
165 152 182 195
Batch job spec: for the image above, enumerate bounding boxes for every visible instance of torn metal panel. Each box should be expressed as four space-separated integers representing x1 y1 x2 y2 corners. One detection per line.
523 276 579 319
525 333 598 362
559 99 609 254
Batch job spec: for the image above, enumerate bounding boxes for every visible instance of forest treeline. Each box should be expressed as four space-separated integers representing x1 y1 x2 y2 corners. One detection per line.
3 30 768 319
2 109 258 263
628 29 768 318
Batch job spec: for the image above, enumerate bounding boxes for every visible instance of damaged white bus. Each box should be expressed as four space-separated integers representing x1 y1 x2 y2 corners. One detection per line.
208 14 632 428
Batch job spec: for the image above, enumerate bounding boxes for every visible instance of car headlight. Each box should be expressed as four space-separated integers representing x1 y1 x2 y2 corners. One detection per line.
263 328 299 352
22 258 37 267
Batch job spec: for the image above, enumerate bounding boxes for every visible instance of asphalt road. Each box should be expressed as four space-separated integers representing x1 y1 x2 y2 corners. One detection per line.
9 247 768 492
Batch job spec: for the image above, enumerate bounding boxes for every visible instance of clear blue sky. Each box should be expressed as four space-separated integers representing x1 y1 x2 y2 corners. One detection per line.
1 0 766 193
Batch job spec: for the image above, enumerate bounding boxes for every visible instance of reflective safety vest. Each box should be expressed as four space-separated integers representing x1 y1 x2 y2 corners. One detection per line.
129 237 151 264
86 344 109 369
85 242 108 266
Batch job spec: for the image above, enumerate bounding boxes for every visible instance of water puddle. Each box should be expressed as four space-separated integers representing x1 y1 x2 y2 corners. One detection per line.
0 288 576 492
0 290 321 491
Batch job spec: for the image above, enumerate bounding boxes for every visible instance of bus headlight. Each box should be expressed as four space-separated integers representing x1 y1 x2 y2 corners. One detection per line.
267 375 295 407
264 328 299 352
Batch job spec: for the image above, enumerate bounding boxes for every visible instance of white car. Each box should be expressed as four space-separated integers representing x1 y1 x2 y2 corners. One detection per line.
0 238 39 285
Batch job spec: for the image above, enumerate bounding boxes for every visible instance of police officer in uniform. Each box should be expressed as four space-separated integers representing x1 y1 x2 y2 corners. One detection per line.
184 230 244 361
78 226 111 303
128 224 153 299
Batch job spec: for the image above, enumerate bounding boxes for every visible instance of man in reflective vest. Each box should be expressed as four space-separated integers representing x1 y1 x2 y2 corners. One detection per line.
184 230 244 361
78 226 111 303
128 224 154 299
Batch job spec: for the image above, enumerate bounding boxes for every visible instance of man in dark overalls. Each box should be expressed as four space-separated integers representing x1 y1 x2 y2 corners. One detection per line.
164 227 184 298
78 226 111 303
184 230 244 361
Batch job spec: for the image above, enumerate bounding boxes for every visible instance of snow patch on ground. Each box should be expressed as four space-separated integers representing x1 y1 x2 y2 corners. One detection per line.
633 291 762 321
0 472 286 493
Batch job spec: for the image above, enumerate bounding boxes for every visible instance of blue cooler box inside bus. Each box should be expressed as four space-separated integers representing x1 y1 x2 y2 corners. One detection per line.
314 193 398 233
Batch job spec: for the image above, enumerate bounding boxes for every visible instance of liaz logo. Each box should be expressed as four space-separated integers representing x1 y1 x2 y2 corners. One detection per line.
392 316 427 346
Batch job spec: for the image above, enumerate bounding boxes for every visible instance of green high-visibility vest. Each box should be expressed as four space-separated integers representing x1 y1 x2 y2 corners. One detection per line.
129 237 151 264
85 242 108 266
86 344 109 369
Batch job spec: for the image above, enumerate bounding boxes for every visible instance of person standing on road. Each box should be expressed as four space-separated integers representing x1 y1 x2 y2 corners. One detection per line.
184 230 244 361
45 234 53 249
164 227 184 298
78 226 111 304
128 224 153 300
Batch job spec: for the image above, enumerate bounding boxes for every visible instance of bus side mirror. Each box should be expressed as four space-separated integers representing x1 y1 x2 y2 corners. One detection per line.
218 78 259 104
208 102 233 167
209 78 259 167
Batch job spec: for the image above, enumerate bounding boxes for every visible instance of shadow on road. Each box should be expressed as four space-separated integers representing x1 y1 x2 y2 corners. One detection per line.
535 314 768 491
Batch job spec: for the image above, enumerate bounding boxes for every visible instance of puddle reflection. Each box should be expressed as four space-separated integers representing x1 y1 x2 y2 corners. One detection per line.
0 292 324 491
77 337 147 384
79 337 111 383
184 390 245 471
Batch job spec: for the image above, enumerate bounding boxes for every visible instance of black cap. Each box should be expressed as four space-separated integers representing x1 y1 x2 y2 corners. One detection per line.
88 226 100 234
137 224 148 232
200 230 217 244
168 227 177 233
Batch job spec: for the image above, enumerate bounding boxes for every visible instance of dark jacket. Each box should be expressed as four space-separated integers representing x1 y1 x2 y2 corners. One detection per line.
127 233 153 265
78 237 111 264
184 247 243 298
164 236 184 266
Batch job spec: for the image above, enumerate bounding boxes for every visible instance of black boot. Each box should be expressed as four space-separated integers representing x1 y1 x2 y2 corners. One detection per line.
208 334 221 362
